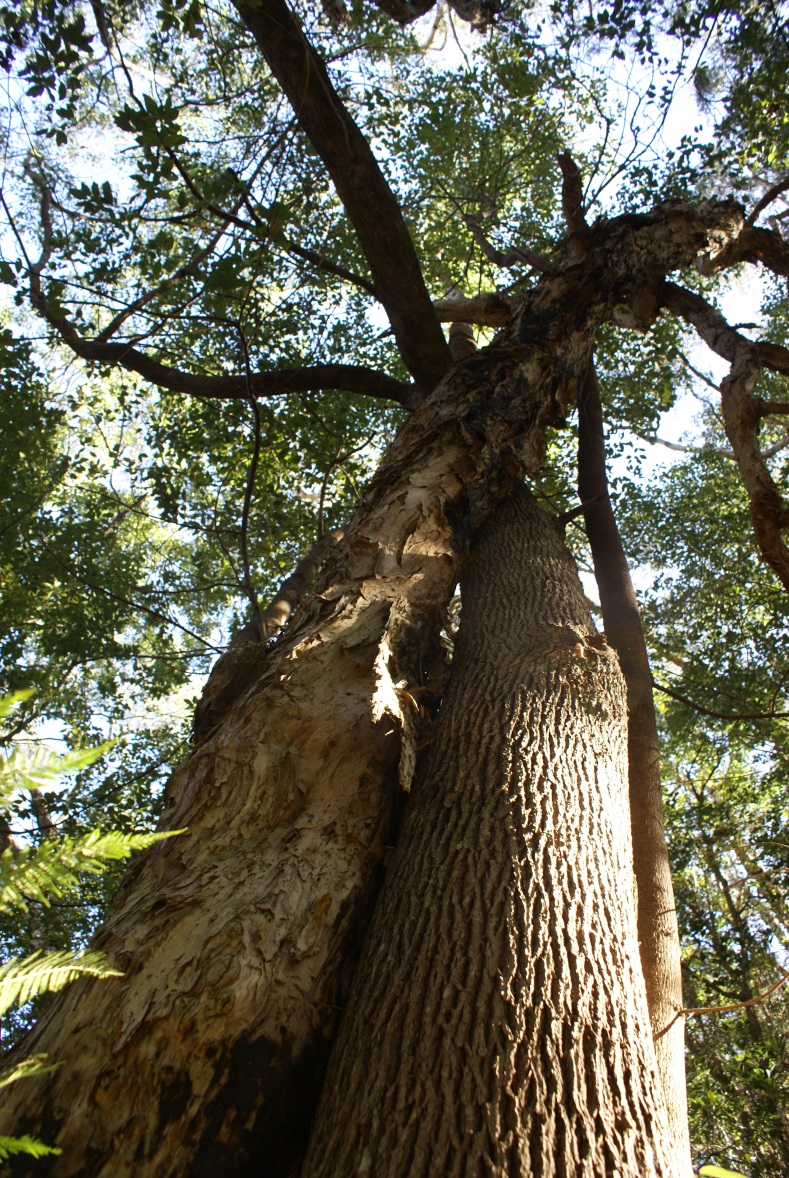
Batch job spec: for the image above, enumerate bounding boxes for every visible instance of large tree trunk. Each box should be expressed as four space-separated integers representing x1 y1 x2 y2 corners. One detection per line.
0 338 578 1177
302 484 673 1176
1 199 746 1173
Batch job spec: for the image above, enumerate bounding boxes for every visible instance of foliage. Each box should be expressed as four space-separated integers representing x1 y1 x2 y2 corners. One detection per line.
0 693 182 1162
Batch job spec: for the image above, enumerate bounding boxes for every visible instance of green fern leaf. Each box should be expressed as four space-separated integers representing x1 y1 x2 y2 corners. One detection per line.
0 950 122 1017
0 1134 61 1161
0 1054 59 1091
0 827 185 913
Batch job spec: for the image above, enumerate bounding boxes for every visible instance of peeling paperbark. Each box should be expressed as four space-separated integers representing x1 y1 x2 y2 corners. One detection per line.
303 486 673 1177
578 367 691 1177
0 198 750 1175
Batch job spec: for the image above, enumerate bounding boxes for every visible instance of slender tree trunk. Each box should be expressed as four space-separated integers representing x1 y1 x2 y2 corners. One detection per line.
577 368 691 1175
302 485 673 1177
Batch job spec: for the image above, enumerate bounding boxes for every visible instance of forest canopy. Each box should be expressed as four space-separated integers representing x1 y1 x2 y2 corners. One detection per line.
1 0 789 1174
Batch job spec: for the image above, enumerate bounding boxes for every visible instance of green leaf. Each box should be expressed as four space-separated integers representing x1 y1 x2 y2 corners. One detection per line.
699 1167 750 1178
0 1134 61 1161
0 949 122 1016
0 828 186 913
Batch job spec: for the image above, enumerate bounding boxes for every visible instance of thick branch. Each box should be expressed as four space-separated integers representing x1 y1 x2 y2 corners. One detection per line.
30 302 415 405
709 223 789 277
432 291 512 327
720 354 789 594
193 529 344 743
232 0 451 393
557 151 589 240
370 0 434 21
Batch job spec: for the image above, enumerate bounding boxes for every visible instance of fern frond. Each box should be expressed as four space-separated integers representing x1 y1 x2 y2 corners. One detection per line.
0 1054 59 1091
0 1134 61 1161
1 742 113 795
0 827 186 913
0 689 35 724
0 950 122 1017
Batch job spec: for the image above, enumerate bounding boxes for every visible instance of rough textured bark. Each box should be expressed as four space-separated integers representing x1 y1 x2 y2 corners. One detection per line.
302 485 673 1177
1 197 747 1174
577 367 691 1176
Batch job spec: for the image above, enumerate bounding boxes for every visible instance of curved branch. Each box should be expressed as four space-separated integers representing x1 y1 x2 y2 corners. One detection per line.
662 282 789 594
710 223 789 277
28 296 416 405
232 0 451 394
661 281 789 375
747 176 789 225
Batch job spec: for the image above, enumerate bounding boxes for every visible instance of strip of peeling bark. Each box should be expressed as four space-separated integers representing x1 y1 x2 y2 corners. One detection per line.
577 364 691 1177
193 529 345 743
232 0 451 393
302 485 673 1177
0 196 750 1176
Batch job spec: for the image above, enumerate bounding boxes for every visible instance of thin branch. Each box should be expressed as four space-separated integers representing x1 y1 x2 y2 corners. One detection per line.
95 219 235 342
747 175 789 226
234 322 265 642
653 680 789 722
656 968 789 1041
463 212 555 273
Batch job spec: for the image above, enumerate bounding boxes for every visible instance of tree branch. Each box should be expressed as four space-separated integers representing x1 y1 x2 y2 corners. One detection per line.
653 680 789 722
432 291 512 327
557 152 589 241
463 212 555 273
747 175 789 225
232 0 451 394
663 281 789 594
661 281 789 376
656 968 789 1040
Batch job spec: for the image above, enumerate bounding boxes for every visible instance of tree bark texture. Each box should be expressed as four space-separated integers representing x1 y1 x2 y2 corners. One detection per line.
577 369 691 1176
1 199 747 1174
302 486 673 1177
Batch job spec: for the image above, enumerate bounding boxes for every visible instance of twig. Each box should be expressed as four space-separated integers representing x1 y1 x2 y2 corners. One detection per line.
656 968 789 1040
653 680 789 722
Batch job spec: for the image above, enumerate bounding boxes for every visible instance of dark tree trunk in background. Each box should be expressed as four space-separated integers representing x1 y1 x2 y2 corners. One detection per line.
302 485 674 1177
578 367 691 1175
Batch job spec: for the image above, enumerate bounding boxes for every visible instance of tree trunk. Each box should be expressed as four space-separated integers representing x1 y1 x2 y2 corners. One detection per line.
578 368 691 1175
0 338 577 1177
1 198 745 1173
302 485 674 1177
